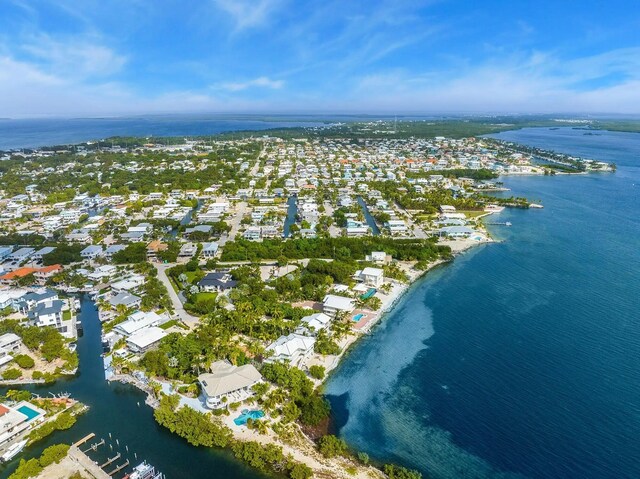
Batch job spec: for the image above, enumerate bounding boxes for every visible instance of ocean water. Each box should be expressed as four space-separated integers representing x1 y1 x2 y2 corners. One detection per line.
0 115 329 150
326 127 640 479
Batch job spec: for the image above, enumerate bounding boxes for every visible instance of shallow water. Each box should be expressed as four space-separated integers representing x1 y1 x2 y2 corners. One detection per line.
326 128 640 479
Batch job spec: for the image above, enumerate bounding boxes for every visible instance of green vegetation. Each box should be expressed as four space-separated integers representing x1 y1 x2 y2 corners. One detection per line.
27 411 76 444
8 444 69 479
221 237 450 262
112 243 148 264
308 365 325 380
2 368 22 380
318 434 348 458
154 394 232 447
13 354 35 369
383 464 423 479
42 244 83 265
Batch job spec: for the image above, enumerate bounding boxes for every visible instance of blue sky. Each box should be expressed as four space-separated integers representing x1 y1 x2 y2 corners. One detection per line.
1 0 639 117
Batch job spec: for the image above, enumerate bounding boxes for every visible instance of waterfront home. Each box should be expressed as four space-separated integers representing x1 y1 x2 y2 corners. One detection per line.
299 312 332 334
108 292 142 310
126 326 167 354
87 265 117 282
322 295 356 317
356 267 384 288
27 299 74 337
114 310 167 337
198 360 263 409
265 333 316 365
198 272 237 292
110 274 145 294
0 333 22 367
440 205 456 213
438 226 475 238
0 401 46 451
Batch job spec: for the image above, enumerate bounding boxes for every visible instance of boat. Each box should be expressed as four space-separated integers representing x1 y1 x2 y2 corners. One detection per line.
529 203 544 209
125 461 165 479
484 204 505 213
1 440 28 462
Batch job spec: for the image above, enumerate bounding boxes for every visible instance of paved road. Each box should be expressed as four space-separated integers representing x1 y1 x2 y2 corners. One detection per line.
154 263 200 327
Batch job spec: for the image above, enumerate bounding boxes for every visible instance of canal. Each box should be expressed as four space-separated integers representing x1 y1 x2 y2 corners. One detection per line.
283 196 298 237
0 296 267 479
356 196 380 235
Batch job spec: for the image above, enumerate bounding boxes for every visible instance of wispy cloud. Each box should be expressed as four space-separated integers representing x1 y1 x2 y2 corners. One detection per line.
212 0 285 30
216 76 284 92
20 33 127 78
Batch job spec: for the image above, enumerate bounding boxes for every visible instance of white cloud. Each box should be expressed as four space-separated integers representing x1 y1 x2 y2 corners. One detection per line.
216 76 284 92
212 0 284 30
20 33 127 78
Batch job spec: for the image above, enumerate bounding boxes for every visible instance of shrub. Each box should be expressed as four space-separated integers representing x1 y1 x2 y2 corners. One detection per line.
14 354 35 369
2 368 22 380
308 365 325 380
318 435 348 458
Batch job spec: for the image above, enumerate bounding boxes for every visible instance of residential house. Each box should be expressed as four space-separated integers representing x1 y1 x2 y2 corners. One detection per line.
198 361 263 409
265 333 316 365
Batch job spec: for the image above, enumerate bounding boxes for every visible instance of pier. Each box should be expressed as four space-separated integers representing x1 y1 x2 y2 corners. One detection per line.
107 460 130 476
100 452 121 468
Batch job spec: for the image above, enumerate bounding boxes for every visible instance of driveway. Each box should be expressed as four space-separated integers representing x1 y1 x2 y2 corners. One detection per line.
154 262 200 328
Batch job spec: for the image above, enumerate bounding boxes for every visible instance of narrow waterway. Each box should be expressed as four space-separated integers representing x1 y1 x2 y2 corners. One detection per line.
356 196 380 235
283 196 298 237
0 296 267 479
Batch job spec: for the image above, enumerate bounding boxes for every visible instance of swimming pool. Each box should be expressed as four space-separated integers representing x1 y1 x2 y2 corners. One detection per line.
353 313 365 322
17 405 41 422
360 288 376 300
233 409 264 426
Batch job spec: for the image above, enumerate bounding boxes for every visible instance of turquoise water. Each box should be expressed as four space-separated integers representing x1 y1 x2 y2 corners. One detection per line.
326 128 640 479
360 289 377 300
17 405 40 422
234 410 265 426
353 313 365 322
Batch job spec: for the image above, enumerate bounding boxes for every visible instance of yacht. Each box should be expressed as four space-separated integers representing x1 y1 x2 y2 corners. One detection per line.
1 440 28 462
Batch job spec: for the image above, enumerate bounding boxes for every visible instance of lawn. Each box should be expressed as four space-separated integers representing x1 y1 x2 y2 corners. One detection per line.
193 292 217 303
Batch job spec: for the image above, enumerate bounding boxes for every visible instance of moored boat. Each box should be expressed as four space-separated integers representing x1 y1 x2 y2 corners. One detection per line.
1 440 28 462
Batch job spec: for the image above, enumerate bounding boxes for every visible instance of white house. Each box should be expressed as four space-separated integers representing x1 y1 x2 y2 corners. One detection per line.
80 245 103 260
322 294 356 317
299 312 332 334
198 361 263 409
357 267 384 288
265 333 316 365
114 311 166 337
126 326 167 353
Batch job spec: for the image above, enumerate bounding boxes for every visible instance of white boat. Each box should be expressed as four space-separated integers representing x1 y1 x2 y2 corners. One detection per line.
529 203 544 208
1 440 28 462
484 204 505 213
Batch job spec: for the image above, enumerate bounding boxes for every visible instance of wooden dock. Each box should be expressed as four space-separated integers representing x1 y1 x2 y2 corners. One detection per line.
100 452 121 468
73 433 95 447
107 460 130 476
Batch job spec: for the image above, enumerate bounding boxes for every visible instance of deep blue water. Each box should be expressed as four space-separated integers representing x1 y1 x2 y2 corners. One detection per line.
0 115 329 150
326 128 640 479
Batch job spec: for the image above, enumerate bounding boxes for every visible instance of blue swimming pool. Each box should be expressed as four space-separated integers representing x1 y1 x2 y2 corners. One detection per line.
360 288 376 300
17 405 41 422
353 313 365 322
233 409 264 426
